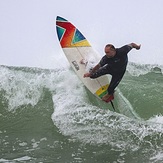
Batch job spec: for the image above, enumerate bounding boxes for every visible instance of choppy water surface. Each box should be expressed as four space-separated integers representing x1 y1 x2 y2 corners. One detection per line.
0 63 163 163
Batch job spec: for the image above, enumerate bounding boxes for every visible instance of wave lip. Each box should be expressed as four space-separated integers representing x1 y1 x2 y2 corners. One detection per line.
127 62 163 76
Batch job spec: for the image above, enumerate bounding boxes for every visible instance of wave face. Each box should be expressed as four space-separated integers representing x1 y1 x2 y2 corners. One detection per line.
0 64 163 163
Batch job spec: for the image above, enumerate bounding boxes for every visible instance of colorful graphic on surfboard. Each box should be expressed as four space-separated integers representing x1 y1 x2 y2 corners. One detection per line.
56 16 114 106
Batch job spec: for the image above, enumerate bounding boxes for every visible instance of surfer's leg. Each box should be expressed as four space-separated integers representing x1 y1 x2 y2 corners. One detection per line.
90 66 109 79
107 71 125 95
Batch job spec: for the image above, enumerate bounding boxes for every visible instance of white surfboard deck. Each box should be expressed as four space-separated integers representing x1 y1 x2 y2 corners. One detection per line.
56 16 112 101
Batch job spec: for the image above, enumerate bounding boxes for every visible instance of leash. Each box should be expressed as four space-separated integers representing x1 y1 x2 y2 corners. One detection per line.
110 101 115 111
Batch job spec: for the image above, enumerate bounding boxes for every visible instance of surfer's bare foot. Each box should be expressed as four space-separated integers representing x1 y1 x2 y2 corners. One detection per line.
102 94 111 101
102 94 114 102
80 59 88 65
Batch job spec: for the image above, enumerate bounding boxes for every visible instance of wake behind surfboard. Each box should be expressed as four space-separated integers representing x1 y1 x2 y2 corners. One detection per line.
56 16 115 110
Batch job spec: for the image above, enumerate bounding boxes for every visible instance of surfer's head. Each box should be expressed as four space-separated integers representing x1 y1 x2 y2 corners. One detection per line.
105 44 116 58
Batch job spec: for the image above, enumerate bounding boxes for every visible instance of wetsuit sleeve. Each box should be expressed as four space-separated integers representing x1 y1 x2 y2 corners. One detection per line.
99 55 108 67
118 45 132 55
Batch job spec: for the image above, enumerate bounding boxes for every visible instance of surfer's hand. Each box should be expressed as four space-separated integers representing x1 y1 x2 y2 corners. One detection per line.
135 44 141 50
131 43 141 50
83 73 91 78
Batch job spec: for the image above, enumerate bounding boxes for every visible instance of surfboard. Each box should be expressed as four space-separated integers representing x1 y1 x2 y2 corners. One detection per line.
56 16 114 104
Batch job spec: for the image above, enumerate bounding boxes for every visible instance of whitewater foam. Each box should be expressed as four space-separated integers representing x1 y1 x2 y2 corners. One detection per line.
50 67 162 151
127 62 163 76
0 156 32 163
0 67 43 111
52 93 163 151
0 66 62 111
50 66 163 154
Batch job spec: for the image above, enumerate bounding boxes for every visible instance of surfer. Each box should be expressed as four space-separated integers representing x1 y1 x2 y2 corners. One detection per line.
83 43 141 102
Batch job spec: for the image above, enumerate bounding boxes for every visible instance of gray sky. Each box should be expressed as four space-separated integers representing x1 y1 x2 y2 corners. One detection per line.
0 0 163 68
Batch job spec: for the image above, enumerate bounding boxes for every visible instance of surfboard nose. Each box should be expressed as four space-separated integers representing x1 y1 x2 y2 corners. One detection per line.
56 16 90 48
56 16 67 22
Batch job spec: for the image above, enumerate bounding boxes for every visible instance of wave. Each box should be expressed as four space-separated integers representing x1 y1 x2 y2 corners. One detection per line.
0 63 162 115
1 63 163 162
127 62 163 76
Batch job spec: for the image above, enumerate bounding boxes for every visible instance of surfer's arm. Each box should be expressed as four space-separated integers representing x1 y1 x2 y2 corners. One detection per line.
91 63 101 73
129 43 141 50
83 63 101 78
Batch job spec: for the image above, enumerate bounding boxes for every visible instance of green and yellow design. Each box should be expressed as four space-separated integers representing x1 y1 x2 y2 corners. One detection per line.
95 84 109 98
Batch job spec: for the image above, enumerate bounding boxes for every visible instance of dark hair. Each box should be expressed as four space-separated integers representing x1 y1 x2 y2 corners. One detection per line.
105 44 115 50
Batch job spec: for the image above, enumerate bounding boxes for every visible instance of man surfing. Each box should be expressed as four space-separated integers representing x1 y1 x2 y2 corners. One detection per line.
83 43 141 102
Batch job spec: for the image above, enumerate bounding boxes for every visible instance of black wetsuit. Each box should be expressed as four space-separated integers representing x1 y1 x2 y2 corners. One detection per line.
90 45 132 95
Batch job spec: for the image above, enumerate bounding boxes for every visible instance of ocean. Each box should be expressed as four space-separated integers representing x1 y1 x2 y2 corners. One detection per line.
0 62 163 163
